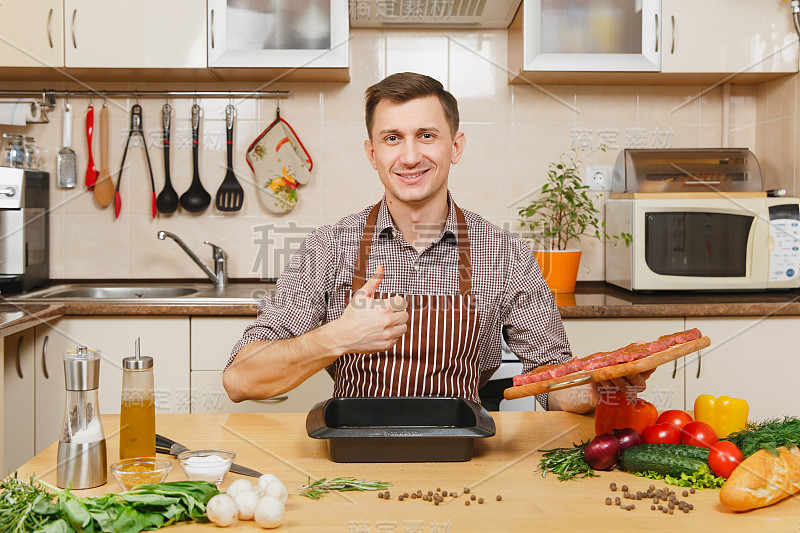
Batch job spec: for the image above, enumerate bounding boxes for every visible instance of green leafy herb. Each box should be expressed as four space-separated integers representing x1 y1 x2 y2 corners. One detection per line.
538 441 599 481
297 477 392 500
723 417 800 457
0 474 218 533
629 469 725 489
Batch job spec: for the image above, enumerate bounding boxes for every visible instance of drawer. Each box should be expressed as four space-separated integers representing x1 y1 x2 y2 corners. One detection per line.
190 370 333 413
191 317 254 370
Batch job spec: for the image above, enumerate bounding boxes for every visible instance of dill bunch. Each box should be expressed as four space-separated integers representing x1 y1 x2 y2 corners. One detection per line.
723 416 800 457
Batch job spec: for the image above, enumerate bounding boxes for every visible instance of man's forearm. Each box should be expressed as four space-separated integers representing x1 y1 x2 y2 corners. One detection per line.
223 322 343 402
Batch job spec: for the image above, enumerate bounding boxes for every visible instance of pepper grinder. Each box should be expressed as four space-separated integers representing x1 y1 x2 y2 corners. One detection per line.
119 338 155 459
57 346 107 489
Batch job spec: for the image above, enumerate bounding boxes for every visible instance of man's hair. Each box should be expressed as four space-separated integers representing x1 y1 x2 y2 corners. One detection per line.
364 72 459 139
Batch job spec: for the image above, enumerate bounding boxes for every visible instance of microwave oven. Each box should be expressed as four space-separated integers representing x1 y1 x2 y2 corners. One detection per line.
605 197 800 291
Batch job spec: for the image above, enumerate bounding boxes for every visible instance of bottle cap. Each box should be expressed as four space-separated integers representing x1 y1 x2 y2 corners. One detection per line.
63 345 101 391
122 337 153 370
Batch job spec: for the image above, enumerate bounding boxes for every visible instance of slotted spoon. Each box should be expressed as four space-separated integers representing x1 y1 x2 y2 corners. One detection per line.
215 104 244 211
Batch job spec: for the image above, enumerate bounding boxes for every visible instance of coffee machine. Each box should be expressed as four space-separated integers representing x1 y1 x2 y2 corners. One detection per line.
0 167 49 293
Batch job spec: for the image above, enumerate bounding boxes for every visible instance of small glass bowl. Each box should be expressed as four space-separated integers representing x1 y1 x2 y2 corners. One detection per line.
177 449 235 485
110 458 172 492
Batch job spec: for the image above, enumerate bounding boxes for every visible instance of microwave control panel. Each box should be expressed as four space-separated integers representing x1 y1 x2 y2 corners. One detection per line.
768 202 800 282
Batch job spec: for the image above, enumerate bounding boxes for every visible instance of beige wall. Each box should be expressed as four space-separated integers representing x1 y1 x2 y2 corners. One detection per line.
4 29 762 282
757 74 799 197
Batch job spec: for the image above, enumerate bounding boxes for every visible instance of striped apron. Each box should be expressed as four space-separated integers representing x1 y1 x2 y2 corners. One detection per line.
332 202 482 402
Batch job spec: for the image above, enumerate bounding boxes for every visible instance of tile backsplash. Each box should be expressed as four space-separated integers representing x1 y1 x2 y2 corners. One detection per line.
2 29 769 283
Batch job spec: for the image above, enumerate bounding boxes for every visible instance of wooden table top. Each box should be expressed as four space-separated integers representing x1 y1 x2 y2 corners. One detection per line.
15 412 800 532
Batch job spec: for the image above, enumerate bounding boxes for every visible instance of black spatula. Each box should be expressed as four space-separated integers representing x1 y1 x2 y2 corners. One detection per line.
215 104 244 212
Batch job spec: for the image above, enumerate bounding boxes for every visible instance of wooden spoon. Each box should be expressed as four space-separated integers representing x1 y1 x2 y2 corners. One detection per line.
94 105 114 207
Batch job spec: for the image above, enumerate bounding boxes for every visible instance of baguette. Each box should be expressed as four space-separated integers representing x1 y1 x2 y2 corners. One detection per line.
719 446 800 511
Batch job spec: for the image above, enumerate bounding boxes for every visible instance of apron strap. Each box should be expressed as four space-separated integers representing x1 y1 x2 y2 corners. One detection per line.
351 202 381 292
455 205 472 296
351 200 473 296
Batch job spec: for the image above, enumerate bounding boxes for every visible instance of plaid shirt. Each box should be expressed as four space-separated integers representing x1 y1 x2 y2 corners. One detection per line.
228 192 572 409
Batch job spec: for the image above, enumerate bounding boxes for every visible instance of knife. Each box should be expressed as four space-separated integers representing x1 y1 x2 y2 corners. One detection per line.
156 434 263 478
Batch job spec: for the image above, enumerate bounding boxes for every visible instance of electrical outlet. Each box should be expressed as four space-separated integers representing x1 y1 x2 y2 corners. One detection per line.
585 165 613 191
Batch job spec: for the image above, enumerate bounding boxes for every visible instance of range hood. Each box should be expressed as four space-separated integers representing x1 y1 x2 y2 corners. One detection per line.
349 0 522 28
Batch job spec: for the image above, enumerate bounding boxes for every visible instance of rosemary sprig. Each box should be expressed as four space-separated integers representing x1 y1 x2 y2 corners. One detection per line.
538 440 599 481
296 477 392 500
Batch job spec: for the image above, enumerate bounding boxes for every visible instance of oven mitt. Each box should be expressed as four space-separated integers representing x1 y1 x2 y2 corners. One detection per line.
246 112 313 214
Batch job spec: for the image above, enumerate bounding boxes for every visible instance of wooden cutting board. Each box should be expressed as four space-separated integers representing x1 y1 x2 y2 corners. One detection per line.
503 336 711 400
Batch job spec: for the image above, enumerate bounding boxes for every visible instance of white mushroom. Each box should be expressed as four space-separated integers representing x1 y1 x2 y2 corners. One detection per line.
206 494 238 527
235 490 261 521
262 479 288 504
254 496 285 529
225 478 256 499
256 474 280 495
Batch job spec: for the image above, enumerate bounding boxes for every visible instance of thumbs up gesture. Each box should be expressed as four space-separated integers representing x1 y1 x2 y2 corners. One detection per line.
337 265 408 354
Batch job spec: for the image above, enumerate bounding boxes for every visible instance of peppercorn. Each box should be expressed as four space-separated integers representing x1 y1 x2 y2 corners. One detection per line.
621 485 628 492
378 493 384 499
690 488 696 494
464 487 471 494
478 498 484 504
496 495 502 501
650 505 656 510
465 500 470 506
610 483 617 491
471 495 476 501
682 490 689 497
605 498 612 505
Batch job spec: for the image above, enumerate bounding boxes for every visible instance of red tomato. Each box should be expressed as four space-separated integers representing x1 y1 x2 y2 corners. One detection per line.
708 441 744 478
656 410 693 431
642 423 681 445
681 421 719 448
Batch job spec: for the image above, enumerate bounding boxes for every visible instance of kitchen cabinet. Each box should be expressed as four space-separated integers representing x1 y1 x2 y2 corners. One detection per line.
207 0 348 68
684 317 800 422
0 0 63 68
190 316 334 413
63 0 206 68
562 318 686 410
661 0 797 74
509 0 798 84
515 0 660 72
34 324 64 455
3 331 35 475
34 317 191 421
191 370 333 413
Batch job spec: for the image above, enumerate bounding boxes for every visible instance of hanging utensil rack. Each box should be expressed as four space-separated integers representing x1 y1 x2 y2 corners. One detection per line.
0 89 290 109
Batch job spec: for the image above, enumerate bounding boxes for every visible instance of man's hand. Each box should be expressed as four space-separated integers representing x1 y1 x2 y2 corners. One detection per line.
336 265 408 354
597 369 656 397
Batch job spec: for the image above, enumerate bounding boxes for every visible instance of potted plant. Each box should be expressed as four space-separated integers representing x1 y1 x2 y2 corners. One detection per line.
518 150 630 294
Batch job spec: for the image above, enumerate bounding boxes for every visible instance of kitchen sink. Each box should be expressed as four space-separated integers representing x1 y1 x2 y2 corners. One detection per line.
5 283 275 304
40 287 199 299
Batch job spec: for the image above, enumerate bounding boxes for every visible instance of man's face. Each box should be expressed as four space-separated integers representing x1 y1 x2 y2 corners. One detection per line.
364 96 465 207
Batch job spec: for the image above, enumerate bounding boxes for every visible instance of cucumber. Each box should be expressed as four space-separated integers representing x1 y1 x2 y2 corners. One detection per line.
620 444 711 478
629 443 709 462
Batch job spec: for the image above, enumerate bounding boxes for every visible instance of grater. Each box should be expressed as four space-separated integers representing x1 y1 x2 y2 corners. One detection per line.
57 102 77 188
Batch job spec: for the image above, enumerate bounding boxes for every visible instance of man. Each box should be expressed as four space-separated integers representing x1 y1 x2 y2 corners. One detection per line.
223 72 650 412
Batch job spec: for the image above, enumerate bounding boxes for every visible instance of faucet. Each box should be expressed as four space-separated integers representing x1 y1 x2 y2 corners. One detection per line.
157 231 229 288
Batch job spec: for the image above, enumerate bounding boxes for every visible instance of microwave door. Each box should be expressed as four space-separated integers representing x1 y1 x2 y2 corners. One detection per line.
637 205 767 290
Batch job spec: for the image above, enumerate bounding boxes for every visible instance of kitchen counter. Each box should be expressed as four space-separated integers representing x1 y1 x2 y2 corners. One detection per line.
14 412 800 532
1 282 800 336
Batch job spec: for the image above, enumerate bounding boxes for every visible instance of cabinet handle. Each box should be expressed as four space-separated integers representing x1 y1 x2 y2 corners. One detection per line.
210 9 215 49
70 9 77 49
654 13 659 53
41 335 49 379
671 359 677 379
47 8 54 49
696 350 702 379
15 336 23 379
252 396 288 404
670 15 675 54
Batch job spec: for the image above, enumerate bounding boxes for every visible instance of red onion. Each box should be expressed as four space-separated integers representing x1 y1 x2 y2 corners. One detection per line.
612 427 643 451
584 434 621 470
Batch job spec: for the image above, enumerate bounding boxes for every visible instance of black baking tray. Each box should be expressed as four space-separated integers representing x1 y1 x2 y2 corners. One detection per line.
306 397 496 462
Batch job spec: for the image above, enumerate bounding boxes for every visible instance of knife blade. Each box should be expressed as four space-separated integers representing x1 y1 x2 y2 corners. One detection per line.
156 433 263 478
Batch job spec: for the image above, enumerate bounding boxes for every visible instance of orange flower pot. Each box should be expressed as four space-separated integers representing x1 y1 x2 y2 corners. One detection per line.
533 249 582 294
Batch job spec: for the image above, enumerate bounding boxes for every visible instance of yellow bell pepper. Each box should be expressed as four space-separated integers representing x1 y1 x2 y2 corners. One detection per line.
693 394 749 438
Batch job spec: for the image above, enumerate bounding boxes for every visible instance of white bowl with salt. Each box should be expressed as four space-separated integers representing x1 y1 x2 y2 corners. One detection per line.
177 449 236 485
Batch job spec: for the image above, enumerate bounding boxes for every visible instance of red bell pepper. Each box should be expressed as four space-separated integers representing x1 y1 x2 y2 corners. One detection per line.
595 392 658 436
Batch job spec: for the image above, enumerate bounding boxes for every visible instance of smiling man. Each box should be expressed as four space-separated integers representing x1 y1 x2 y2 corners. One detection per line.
223 72 642 412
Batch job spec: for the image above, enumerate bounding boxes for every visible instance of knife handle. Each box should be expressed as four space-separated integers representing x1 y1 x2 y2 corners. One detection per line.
156 433 177 449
